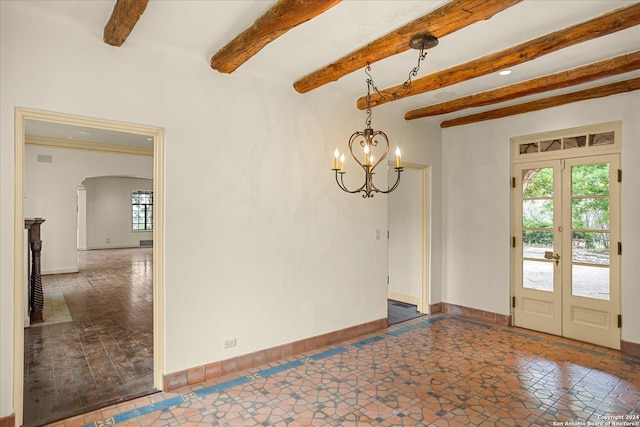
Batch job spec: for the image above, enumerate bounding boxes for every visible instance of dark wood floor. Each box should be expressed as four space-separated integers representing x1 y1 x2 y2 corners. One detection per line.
23 248 155 427
387 299 424 325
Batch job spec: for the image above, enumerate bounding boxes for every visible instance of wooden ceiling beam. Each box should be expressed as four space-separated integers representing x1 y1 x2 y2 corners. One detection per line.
293 0 521 94
405 51 640 120
211 0 341 74
359 2 640 110
440 77 640 128
103 0 149 47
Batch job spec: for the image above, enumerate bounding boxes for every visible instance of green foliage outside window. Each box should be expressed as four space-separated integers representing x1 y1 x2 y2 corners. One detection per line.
522 164 609 250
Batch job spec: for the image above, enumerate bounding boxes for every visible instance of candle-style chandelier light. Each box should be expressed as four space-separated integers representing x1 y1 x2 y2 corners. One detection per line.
332 34 438 198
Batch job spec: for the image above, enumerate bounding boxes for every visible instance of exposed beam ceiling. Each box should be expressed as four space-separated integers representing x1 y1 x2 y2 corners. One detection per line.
95 1 640 129
405 51 640 120
440 77 640 128
293 0 521 94
357 2 640 110
103 0 149 47
210 0 342 74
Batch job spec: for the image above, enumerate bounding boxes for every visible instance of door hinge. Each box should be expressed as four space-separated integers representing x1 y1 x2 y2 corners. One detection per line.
512 296 516 308
512 236 516 248
387 275 389 284
618 314 622 328
618 242 622 255
618 169 622 183
388 230 390 239
511 177 516 188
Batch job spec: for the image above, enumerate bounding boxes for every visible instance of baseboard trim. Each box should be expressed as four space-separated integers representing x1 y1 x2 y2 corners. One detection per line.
621 339 640 358
163 317 388 392
429 302 443 314
42 266 79 275
0 413 15 427
443 302 511 326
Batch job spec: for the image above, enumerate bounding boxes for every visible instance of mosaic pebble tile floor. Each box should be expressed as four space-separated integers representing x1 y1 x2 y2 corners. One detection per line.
49 315 640 427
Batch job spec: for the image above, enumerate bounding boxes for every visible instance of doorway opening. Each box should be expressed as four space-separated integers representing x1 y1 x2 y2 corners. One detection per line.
14 108 165 427
388 163 430 325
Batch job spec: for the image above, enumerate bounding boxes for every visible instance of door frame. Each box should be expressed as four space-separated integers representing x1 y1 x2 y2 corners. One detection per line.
13 107 165 426
511 121 621 348
388 162 431 314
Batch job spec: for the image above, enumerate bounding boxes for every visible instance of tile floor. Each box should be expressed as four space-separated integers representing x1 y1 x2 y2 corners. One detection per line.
49 314 640 427
24 248 155 427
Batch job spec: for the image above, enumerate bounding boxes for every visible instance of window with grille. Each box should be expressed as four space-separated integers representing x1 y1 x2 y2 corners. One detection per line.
132 190 153 231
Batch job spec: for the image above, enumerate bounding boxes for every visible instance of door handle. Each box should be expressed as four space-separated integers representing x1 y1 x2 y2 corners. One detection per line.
544 251 560 266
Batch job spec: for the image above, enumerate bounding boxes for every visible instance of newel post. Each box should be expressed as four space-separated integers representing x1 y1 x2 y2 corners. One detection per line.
25 218 45 323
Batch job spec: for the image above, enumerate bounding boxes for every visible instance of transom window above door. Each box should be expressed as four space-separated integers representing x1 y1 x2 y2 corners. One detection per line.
513 122 620 162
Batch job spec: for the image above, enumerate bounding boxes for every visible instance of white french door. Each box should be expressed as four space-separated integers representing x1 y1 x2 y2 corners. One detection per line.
513 154 620 349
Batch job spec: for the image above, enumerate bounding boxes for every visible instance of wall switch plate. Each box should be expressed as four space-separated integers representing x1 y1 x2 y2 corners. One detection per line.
224 338 237 349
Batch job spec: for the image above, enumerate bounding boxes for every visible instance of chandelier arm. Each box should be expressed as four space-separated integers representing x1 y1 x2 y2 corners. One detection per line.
334 170 366 194
379 167 404 194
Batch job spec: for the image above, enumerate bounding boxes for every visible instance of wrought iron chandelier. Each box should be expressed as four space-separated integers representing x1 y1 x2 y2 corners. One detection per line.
331 34 438 198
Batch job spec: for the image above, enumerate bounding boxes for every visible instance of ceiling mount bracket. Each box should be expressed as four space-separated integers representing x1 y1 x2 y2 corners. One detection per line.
409 34 439 51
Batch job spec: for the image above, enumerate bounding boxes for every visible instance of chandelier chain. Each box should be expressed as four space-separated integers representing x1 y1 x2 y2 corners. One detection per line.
363 43 429 111
401 44 429 93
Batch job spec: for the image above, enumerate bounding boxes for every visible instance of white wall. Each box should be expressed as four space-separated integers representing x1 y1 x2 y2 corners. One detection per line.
24 146 153 274
442 92 640 344
0 2 433 416
83 176 153 249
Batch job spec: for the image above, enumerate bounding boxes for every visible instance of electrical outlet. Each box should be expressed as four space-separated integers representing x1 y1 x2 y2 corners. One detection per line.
223 338 236 349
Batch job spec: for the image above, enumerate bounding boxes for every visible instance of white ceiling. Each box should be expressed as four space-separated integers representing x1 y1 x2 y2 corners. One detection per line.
23 0 640 139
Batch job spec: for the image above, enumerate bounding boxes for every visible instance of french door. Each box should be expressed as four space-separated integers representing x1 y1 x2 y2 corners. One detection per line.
513 154 620 349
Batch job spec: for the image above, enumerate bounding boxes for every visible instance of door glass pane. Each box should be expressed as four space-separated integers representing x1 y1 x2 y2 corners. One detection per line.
572 198 609 230
563 136 586 149
589 131 614 146
572 264 609 300
523 168 553 197
571 163 611 301
541 139 561 152
522 167 555 292
523 260 554 292
520 142 538 154
523 200 553 227
523 231 553 260
572 231 609 265
572 163 609 196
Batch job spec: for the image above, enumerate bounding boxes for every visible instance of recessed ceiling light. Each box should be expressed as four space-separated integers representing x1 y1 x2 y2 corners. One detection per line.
78 130 91 135
498 70 512 76
146 137 153 141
